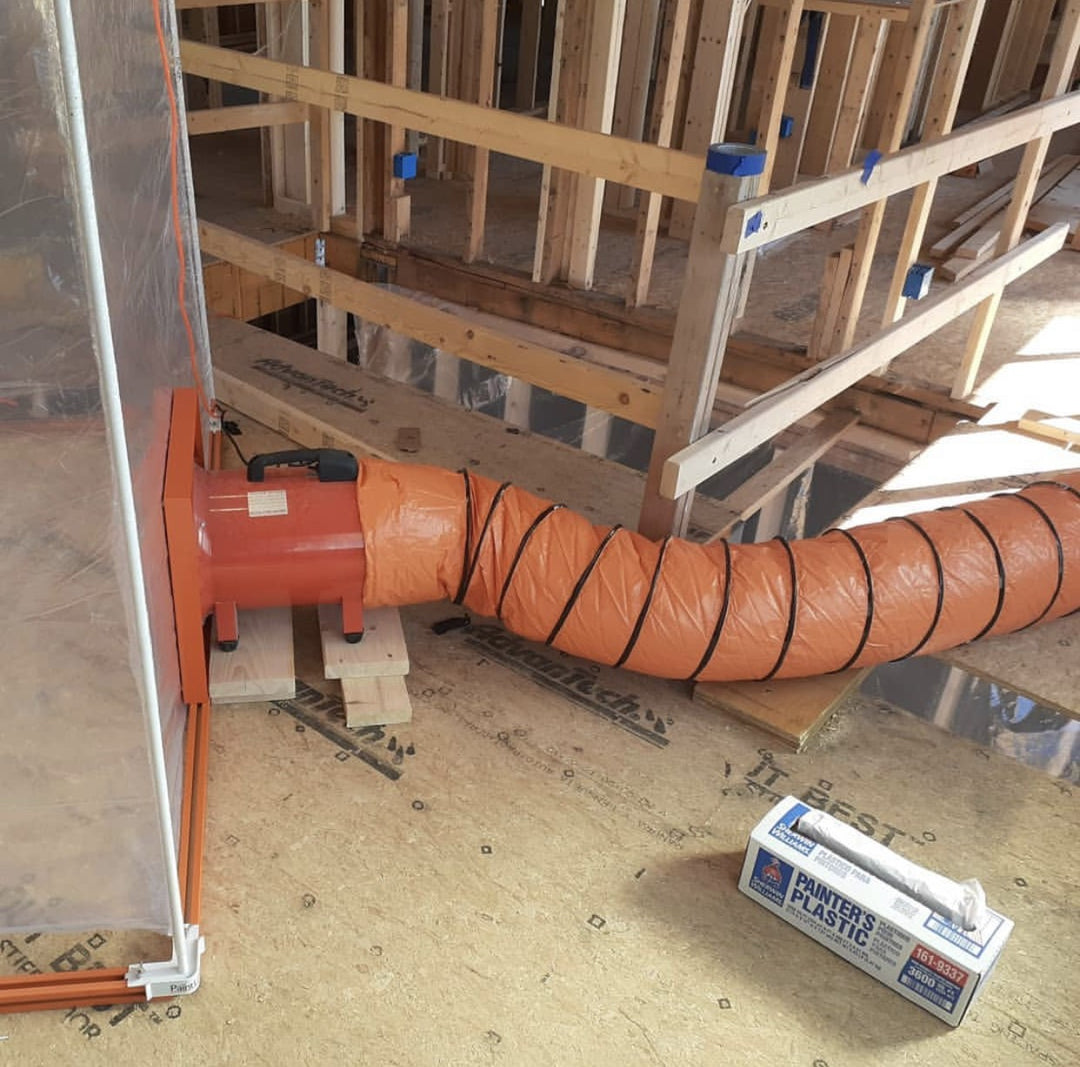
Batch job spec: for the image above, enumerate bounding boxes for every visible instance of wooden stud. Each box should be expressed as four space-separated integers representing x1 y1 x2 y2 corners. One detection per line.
465 0 501 263
606 0 663 213
209 607 296 704
721 91 1080 254
953 0 1080 398
826 17 889 174
566 0 628 289
627 0 693 306
384 0 410 240
770 13 829 189
668 0 755 239
799 14 856 176
638 151 764 539
807 244 853 359
751 0 807 193
881 0 987 325
830 0 956 353
427 0 451 177
517 0 544 109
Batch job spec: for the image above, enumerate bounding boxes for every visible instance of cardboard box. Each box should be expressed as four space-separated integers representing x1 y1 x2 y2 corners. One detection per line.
738 797 1013 1026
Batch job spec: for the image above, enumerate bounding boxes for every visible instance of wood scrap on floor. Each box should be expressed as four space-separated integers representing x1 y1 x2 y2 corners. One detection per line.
926 155 1080 273
694 669 868 751
1017 410 1080 447
319 603 414 727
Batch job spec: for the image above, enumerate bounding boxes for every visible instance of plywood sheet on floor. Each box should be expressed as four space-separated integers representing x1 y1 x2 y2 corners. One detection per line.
3 598 1079 1066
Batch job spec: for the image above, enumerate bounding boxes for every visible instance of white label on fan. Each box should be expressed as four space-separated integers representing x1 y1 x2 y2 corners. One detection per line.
247 489 288 518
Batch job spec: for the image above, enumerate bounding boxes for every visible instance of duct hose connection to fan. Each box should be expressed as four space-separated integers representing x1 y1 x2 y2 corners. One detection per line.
355 459 1080 683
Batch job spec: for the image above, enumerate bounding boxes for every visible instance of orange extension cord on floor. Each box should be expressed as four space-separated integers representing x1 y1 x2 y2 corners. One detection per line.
356 461 1080 683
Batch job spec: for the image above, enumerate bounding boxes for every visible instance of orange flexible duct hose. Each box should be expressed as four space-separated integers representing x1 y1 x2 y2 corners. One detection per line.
356 461 1080 683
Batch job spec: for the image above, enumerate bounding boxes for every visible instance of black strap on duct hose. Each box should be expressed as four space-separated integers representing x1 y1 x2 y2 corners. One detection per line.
614 536 672 669
689 540 733 682
956 507 1007 641
762 538 799 681
829 528 875 674
889 516 945 661
1000 492 1065 628
495 503 567 620
545 525 624 646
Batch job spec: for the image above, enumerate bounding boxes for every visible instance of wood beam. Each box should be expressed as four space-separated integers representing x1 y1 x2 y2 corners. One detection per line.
517 0 544 109
799 14 857 175
185 101 311 135
465 0 501 263
639 150 764 539
661 224 1069 499
718 89 1080 253
753 0 807 193
199 221 663 426
180 39 705 200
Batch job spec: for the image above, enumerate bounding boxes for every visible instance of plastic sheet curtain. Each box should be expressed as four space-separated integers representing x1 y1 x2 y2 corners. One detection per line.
0 0 210 938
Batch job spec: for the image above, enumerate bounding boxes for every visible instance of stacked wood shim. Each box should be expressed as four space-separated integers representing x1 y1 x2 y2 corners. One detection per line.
319 604 414 727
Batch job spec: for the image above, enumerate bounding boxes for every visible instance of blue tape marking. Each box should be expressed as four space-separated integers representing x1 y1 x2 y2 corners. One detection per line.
707 144 768 176
861 149 882 185
744 211 764 237
779 115 795 139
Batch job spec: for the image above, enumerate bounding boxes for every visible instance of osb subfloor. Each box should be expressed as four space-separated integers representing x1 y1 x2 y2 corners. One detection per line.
3 416 1078 1066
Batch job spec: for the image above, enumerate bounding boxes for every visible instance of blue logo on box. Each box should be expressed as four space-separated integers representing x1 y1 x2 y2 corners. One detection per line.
749 848 794 907
768 802 816 856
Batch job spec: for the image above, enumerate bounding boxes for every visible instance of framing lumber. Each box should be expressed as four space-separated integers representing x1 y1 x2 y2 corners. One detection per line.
185 101 310 135
703 408 860 540
719 89 1080 252
567 0 628 288
606 0 663 213
427 0 451 177
200 220 662 426
341 675 414 727
953 0 1080 398
179 41 706 201
825 17 889 173
516 0 543 109
209 607 296 704
829 0 938 353
322 225 987 443
881 0 986 324
627 0 693 306
464 0 501 263
661 223 1068 499
754 0 808 192
638 159 763 539
808 244 853 358
800 14 858 175
770 13 829 188
383 0 411 241
668 0 753 238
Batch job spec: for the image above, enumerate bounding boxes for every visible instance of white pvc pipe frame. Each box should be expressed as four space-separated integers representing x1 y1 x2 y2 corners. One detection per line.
52 0 192 978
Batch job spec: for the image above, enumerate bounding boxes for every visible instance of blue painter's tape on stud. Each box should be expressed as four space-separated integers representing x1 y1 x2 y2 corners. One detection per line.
779 115 795 139
393 152 418 179
861 149 882 185
902 263 934 300
744 211 764 237
707 143 768 177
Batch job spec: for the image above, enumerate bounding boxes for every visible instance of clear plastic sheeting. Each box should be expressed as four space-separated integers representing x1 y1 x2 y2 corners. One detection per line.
0 0 211 936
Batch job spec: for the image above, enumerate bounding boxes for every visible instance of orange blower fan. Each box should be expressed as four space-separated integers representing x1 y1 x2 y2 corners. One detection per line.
164 390 1080 706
